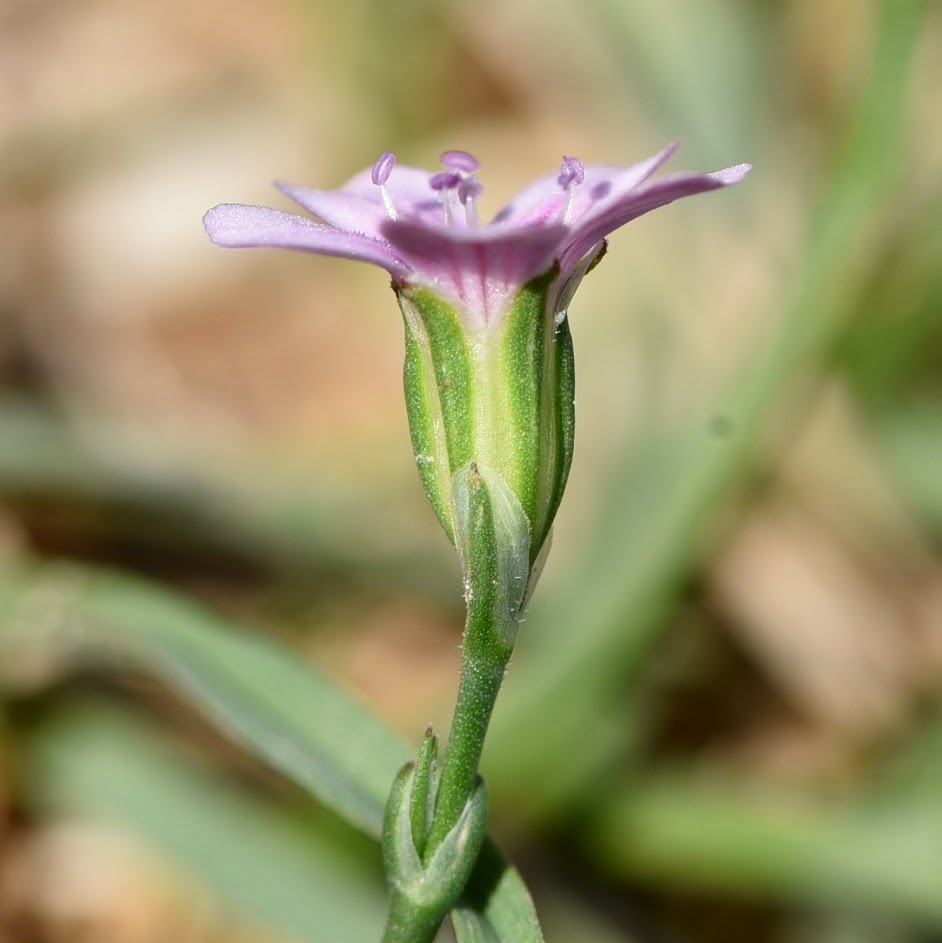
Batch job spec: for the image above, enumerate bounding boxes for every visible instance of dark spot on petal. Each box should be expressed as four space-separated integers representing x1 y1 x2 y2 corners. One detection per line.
591 181 612 199
492 206 512 223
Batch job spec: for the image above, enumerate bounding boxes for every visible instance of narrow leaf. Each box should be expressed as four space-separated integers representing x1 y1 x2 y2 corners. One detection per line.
29 704 387 943
0 560 543 942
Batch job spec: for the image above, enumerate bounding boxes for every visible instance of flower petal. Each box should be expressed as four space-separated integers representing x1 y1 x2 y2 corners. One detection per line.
381 219 569 327
559 163 752 273
202 203 412 279
275 181 388 236
276 164 441 237
492 142 679 227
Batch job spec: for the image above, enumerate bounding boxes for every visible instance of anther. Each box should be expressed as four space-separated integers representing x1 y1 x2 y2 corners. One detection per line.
441 150 479 173
371 151 398 220
557 156 585 190
430 171 462 191
371 151 396 186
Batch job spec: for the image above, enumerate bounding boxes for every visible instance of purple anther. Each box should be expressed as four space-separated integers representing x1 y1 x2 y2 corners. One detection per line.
429 171 462 191
457 177 483 205
371 151 397 186
557 155 585 189
441 150 480 173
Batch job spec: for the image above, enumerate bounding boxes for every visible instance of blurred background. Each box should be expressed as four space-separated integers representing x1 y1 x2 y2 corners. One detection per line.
1 0 941 940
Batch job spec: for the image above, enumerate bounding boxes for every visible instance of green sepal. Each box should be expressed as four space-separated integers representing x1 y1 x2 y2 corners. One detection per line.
502 279 575 556
400 288 475 544
397 268 575 567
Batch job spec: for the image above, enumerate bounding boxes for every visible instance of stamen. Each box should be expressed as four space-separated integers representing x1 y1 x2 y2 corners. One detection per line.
556 155 585 225
458 177 483 226
457 178 483 204
371 151 398 220
430 171 461 226
430 159 483 227
441 150 479 173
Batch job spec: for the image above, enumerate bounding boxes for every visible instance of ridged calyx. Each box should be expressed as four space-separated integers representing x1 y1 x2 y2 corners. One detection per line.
399 266 574 568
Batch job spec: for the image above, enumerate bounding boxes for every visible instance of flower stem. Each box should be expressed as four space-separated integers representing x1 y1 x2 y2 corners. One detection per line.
424 640 510 859
381 890 443 943
378 463 528 939
422 461 527 859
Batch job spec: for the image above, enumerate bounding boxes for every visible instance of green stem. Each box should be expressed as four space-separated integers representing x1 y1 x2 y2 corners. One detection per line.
421 461 528 858
425 642 510 858
378 462 529 938
381 891 443 943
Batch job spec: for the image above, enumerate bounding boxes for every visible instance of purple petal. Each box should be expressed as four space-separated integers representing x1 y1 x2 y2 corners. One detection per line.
493 142 679 228
559 163 752 273
275 181 389 238
381 219 568 327
203 203 411 279
705 163 753 186
279 163 442 236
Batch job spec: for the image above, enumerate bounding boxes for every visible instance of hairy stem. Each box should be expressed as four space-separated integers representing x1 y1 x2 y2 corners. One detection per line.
425 643 510 858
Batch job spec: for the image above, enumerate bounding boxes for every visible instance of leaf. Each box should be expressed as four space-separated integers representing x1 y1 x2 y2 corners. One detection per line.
29 703 387 943
452 841 543 943
588 771 942 925
0 560 408 834
0 396 451 599
0 560 542 942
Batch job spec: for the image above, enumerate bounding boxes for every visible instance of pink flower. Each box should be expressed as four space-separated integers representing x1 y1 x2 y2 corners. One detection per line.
203 144 750 330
